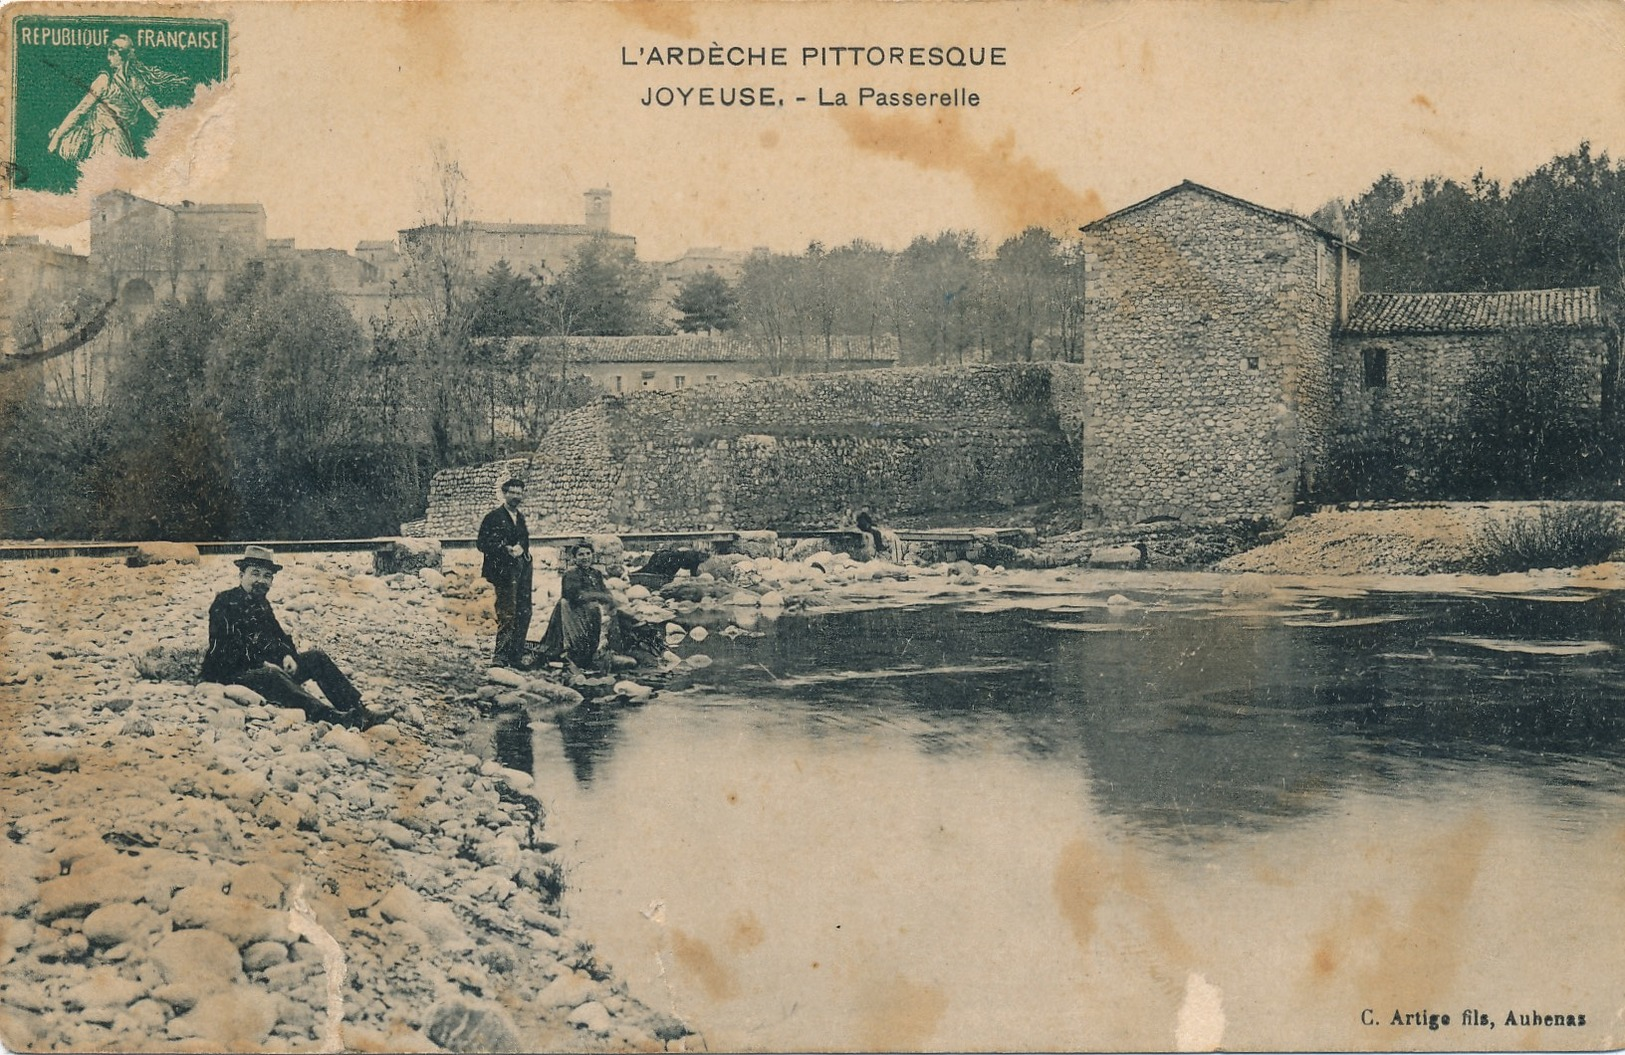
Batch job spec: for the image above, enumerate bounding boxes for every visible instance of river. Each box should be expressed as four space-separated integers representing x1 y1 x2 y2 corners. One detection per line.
513 570 1625 1051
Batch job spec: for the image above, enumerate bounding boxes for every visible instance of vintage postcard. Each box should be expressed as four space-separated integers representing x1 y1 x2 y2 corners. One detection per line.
3 0 1625 1051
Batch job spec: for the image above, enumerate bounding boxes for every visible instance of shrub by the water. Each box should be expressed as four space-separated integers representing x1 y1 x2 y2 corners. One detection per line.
1469 503 1624 573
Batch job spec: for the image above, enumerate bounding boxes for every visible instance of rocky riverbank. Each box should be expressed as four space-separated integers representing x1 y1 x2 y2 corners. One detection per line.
1217 501 1625 576
0 551 691 1053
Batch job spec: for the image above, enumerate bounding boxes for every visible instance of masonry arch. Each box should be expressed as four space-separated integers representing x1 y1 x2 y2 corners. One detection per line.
119 278 155 308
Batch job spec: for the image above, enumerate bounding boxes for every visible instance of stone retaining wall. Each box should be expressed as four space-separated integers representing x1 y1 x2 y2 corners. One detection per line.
413 364 1085 534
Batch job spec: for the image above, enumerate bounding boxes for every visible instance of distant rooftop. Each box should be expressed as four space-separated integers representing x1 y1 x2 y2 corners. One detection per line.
1344 287 1604 336
479 334 899 364
400 222 631 238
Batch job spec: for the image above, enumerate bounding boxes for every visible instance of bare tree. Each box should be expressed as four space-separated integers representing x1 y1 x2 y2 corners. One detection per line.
396 146 481 461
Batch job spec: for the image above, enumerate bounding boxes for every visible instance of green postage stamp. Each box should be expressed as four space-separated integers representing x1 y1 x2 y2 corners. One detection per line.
9 14 227 194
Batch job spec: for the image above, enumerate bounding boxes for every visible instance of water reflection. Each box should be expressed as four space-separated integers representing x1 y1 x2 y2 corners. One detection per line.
541 588 1625 835
556 700 628 785
528 578 1625 1050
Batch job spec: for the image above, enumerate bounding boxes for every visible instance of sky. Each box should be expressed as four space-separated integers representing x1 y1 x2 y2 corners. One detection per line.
5 0 1625 261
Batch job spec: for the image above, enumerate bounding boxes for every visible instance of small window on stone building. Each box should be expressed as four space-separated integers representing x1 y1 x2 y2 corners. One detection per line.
674 375 687 389
641 369 656 388
706 374 719 383
613 375 622 393
1245 356 1259 370
1317 244 1328 288
1363 347 1388 389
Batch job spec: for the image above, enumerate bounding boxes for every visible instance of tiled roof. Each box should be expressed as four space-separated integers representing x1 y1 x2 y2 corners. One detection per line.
1344 287 1604 335
480 334 899 364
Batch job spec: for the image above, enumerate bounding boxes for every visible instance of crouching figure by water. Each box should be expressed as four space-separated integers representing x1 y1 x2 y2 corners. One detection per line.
200 545 383 729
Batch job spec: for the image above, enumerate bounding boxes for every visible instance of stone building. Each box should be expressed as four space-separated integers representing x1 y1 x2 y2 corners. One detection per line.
89 190 268 306
1080 181 1613 522
0 235 92 359
398 189 635 286
1334 287 1610 463
1079 181 1361 523
477 333 899 395
651 246 754 326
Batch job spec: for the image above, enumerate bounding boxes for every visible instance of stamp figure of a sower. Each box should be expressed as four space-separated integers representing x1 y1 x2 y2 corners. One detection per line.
46 34 188 165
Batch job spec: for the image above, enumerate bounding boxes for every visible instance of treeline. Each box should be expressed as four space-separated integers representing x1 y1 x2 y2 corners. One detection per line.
0 260 608 540
682 229 1085 366
1321 143 1625 501
477 226 1089 368
1319 142 1625 297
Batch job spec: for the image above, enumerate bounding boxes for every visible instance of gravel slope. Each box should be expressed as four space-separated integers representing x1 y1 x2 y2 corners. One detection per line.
0 551 683 1053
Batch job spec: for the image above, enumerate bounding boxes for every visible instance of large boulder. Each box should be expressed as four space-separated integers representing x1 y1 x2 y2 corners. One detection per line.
135 643 206 683
167 886 294 947
426 999 523 1053
1087 541 1149 569
165 986 280 1047
150 929 244 1009
373 538 443 575
727 530 779 558
126 542 201 568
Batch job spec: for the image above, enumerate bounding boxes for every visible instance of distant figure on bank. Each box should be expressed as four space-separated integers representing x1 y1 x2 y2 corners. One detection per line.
199 546 376 728
539 541 614 670
855 510 902 562
477 477 533 669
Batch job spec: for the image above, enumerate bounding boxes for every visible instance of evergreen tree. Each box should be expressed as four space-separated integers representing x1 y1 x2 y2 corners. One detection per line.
672 271 739 332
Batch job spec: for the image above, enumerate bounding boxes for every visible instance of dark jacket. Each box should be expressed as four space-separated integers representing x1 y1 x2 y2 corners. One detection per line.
560 564 610 605
199 586 296 683
477 505 531 583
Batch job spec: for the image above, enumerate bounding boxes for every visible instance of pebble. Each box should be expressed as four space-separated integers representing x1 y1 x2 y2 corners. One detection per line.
567 1000 614 1035
0 553 702 1050
320 726 375 763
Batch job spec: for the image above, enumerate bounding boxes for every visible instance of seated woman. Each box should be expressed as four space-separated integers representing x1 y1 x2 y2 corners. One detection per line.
538 541 614 670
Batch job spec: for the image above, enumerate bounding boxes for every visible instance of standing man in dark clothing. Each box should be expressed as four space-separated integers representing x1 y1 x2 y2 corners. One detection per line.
200 546 375 727
478 477 533 668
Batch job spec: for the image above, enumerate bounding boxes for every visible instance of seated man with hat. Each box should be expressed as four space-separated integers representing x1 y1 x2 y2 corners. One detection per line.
200 546 379 728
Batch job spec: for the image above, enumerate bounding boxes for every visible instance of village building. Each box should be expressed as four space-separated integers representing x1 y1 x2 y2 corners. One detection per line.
1332 287 1610 487
1078 180 1613 522
422 180 1617 534
0 234 93 359
476 333 899 394
398 189 635 286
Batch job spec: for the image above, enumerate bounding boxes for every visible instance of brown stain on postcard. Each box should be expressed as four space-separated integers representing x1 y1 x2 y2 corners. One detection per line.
834 111 1105 235
392 3 463 85
1053 836 1111 947
856 972 948 1050
1304 811 1490 1005
724 910 765 954
614 1 699 38
669 926 739 1000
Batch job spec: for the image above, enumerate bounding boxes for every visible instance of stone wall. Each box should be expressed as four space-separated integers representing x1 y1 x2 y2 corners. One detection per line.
411 456 533 538
1331 328 1613 494
1080 188 1340 523
411 364 1085 535
1334 330 1611 443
